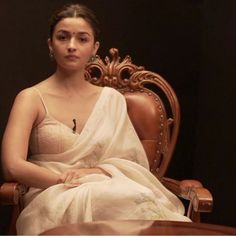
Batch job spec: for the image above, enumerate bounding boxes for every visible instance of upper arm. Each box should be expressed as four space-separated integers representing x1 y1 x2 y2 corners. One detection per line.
1 88 40 178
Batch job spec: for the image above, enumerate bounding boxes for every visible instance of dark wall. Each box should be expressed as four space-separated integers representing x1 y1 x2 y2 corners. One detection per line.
0 0 235 233
193 0 236 228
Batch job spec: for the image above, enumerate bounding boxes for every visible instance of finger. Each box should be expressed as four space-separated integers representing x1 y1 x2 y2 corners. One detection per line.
64 173 74 183
58 172 68 183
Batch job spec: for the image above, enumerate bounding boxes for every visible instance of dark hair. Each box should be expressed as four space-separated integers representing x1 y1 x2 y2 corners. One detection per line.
49 3 100 41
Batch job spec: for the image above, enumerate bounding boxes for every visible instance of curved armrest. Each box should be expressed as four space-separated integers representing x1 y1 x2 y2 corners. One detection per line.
0 182 26 205
161 177 213 213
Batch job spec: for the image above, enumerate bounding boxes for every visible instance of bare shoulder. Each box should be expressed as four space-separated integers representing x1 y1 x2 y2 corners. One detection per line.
16 87 37 97
104 86 125 98
87 84 104 98
15 76 51 100
33 78 51 91
15 87 39 103
6 87 42 127
91 84 104 93
13 87 43 114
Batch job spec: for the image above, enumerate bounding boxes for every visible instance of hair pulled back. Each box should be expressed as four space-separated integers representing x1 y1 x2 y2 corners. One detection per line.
49 4 100 41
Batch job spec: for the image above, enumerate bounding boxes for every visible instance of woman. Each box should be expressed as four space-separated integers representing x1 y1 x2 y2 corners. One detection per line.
1 3 190 235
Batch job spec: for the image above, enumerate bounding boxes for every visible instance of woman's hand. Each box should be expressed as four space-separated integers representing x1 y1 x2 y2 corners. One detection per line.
58 167 111 185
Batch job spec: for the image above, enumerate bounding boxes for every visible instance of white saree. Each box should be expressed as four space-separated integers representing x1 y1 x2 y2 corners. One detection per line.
16 87 190 235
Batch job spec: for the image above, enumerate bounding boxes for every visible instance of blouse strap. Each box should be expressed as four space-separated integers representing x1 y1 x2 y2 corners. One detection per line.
32 87 49 114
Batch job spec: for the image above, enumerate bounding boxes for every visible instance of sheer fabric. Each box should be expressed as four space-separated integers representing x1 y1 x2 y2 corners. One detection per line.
16 87 190 235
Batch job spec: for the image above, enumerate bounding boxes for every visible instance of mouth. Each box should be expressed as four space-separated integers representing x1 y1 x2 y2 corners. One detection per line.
65 55 79 60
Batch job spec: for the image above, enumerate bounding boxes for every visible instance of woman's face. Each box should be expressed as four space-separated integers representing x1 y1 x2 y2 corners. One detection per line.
48 17 99 71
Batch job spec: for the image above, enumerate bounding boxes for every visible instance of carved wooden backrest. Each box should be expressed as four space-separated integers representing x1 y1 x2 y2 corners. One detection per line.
85 48 180 179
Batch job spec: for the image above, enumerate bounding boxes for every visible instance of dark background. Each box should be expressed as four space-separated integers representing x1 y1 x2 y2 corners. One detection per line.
0 0 236 233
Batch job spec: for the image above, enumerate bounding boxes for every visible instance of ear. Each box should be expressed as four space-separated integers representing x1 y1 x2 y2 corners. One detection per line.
93 41 100 55
48 38 53 52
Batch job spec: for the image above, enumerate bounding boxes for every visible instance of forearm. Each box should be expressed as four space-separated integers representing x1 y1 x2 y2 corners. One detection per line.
58 167 112 184
4 160 60 189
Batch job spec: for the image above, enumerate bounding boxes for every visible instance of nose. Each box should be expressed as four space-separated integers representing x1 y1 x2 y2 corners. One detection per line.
67 38 76 52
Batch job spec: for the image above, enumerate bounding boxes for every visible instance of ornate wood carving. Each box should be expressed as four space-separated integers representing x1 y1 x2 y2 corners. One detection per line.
86 48 145 90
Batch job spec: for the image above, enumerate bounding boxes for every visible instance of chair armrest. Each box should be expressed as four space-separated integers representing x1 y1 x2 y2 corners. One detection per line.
0 182 26 205
161 177 213 212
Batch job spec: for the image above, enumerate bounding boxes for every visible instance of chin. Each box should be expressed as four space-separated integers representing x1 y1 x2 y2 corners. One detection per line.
59 63 84 72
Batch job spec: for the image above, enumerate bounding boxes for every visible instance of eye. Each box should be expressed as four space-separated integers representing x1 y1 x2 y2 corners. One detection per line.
79 37 88 43
56 34 68 41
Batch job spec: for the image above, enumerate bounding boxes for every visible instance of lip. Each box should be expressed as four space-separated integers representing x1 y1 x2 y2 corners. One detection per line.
65 55 79 60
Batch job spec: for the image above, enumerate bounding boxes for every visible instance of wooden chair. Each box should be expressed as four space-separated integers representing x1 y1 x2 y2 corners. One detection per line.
0 48 213 234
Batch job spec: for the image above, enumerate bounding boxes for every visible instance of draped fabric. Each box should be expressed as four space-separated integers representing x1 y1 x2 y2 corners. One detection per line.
16 87 190 235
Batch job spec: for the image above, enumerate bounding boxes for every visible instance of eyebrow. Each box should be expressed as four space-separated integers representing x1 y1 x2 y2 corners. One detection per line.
56 30 91 36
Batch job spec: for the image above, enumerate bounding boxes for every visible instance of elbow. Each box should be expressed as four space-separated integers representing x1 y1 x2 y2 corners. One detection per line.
3 166 16 182
2 161 22 182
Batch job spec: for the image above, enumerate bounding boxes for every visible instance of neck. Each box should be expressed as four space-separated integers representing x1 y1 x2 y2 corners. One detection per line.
53 66 89 91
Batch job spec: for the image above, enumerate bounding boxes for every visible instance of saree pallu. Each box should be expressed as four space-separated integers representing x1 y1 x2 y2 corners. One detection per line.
16 87 190 235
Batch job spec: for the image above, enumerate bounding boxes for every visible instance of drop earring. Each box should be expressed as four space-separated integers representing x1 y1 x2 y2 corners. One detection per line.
89 55 97 63
49 49 54 61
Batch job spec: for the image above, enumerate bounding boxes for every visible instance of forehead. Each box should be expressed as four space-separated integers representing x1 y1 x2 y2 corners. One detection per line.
55 17 93 34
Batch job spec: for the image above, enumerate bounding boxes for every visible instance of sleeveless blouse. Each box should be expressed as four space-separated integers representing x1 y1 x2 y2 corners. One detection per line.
29 88 82 155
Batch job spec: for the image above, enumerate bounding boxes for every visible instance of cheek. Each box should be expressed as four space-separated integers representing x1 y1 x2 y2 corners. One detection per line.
83 45 96 55
79 47 94 58
53 45 64 55
52 48 66 62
